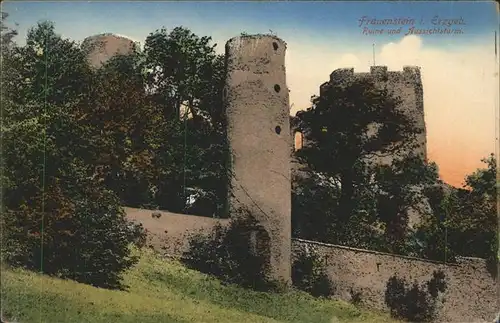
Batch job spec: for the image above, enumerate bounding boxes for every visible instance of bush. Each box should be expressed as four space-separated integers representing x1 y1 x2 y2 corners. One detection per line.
385 270 447 322
1 104 146 289
1 177 146 289
181 209 279 291
292 247 335 298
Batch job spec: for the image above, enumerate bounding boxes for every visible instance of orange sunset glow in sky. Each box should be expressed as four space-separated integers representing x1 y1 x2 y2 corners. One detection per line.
287 35 498 187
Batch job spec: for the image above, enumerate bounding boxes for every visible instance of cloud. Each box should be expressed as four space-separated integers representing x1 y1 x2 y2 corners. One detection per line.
286 35 498 185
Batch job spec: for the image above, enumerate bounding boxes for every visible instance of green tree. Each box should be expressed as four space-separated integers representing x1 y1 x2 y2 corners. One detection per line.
291 166 388 250
294 77 423 243
451 155 497 260
0 11 18 122
373 154 440 253
292 170 341 242
417 154 497 265
7 21 92 109
1 11 17 54
141 27 228 216
85 52 161 208
1 21 145 288
415 184 458 262
143 26 220 119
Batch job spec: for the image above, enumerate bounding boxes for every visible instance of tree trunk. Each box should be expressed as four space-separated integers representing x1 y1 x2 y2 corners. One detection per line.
187 98 197 119
385 203 408 252
339 170 354 221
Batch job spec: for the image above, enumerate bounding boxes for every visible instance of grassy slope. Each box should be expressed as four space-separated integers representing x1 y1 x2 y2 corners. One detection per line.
2 248 399 323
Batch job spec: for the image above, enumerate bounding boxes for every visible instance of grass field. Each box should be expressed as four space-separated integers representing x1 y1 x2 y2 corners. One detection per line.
1 248 399 323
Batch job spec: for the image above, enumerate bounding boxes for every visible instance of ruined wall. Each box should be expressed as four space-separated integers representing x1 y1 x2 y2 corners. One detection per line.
223 34 292 284
125 207 229 258
293 238 498 323
82 33 137 69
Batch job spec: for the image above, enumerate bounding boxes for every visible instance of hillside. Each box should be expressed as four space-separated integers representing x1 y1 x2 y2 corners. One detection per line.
1 248 399 323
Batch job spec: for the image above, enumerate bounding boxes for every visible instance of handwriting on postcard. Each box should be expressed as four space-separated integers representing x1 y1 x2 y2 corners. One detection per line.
358 16 466 36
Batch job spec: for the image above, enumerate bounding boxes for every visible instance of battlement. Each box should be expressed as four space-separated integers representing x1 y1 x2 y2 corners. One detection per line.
328 66 422 85
402 66 422 83
226 34 287 57
228 33 287 45
370 66 388 75
403 65 421 75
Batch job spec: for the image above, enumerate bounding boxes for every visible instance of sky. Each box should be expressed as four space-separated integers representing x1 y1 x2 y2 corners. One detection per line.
2 1 499 187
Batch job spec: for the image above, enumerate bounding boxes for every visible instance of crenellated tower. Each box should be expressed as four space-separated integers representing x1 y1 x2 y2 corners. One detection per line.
305 66 429 228
320 66 426 165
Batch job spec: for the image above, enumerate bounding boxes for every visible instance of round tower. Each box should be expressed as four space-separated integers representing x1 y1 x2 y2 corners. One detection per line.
82 33 137 69
224 34 291 285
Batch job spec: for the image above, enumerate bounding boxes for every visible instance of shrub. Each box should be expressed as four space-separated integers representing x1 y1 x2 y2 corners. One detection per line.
1 98 146 289
385 270 447 322
292 247 335 298
181 209 277 291
1 177 146 289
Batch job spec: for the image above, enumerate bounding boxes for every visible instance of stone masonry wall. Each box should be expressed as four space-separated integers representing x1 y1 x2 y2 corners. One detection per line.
125 207 229 258
224 35 292 285
125 208 498 323
293 238 498 323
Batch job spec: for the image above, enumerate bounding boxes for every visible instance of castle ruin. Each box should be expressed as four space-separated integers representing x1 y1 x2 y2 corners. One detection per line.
293 66 429 228
320 66 427 165
224 35 292 285
82 32 497 321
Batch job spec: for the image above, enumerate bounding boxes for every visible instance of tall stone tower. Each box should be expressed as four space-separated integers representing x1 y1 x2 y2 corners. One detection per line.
82 33 137 69
320 66 428 228
320 66 427 165
224 35 291 285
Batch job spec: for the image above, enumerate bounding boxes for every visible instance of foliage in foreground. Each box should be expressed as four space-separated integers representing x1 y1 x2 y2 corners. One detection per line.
1 19 146 289
1 247 397 323
181 210 279 291
181 211 336 298
292 247 335 298
415 154 498 270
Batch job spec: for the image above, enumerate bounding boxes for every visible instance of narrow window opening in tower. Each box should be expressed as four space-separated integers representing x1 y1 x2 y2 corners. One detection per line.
272 42 279 51
294 131 303 151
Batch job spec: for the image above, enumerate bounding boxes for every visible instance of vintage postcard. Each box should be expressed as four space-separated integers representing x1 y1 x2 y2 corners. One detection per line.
0 1 498 322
